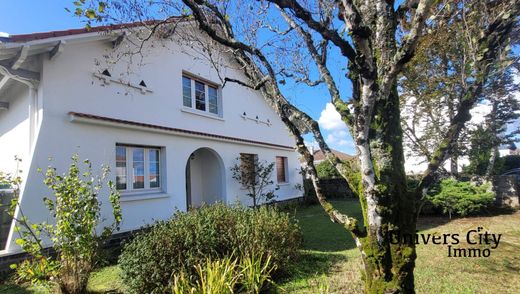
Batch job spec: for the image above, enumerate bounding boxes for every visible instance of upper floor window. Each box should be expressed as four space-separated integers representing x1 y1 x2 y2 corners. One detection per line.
116 145 162 192
276 156 288 183
182 75 220 115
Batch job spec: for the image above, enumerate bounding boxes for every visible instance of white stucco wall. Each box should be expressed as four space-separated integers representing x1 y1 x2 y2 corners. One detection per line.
0 30 303 255
0 84 31 176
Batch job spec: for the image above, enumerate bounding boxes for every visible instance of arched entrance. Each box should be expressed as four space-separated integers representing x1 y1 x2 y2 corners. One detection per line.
185 147 225 209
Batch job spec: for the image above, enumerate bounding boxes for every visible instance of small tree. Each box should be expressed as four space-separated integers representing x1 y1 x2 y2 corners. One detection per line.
230 157 278 208
11 154 122 294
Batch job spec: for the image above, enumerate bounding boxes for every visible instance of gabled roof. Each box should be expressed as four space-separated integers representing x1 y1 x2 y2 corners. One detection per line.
0 18 187 92
313 149 355 162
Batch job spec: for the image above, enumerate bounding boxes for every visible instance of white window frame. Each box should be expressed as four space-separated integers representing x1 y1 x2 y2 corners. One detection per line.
116 145 163 193
182 73 222 116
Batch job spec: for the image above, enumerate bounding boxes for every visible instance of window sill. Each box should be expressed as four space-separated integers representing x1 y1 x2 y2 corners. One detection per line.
181 108 224 121
277 182 290 186
119 191 170 202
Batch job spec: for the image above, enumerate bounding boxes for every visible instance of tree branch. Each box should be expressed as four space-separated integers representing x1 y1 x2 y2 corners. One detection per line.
382 0 433 95
266 0 357 62
418 6 518 194
182 0 365 237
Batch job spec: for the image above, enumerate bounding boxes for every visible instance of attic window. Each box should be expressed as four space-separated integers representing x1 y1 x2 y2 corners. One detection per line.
102 69 111 77
139 80 147 87
182 74 221 115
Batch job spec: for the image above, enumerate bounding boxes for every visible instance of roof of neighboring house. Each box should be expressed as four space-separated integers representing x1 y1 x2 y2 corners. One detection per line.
1 18 185 43
313 149 355 162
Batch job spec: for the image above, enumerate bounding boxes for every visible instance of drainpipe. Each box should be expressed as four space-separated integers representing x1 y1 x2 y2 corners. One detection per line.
28 86 38 151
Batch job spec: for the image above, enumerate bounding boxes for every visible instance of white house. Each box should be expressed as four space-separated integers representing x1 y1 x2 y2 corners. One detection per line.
0 21 303 256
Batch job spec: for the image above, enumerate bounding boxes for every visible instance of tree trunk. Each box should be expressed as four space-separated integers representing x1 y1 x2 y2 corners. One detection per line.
450 153 458 176
359 86 417 293
485 146 498 177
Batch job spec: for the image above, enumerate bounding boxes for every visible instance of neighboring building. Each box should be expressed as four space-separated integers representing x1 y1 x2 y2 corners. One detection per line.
0 21 302 255
402 97 492 174
499 143 519 157
312 148 354 164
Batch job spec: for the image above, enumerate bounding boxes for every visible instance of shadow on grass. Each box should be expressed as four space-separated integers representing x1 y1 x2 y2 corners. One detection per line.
0 284 36 294
275 250 348 287
417 206 519 232
293 199 364 252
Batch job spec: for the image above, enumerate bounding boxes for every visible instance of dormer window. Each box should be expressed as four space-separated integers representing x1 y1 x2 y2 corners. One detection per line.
182 74 220 115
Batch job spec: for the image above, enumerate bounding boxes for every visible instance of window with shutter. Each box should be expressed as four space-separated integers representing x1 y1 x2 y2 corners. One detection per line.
276 156 288 183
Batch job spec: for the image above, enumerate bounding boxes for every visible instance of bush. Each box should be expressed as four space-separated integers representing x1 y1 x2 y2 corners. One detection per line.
118 203 302 293
427 179 495 218
315 160 342 179
10 155 121 294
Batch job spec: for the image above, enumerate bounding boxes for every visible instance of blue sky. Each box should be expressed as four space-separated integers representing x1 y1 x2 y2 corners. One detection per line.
0 1 357 154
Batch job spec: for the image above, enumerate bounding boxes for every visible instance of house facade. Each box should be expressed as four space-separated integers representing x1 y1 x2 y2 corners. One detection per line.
0 22 303 255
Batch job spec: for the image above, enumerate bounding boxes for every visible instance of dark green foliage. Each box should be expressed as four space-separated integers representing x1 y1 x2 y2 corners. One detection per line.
464 126 496 176
427 179 494 218
118 203 302 293
495 155 520 174
315 160 342 179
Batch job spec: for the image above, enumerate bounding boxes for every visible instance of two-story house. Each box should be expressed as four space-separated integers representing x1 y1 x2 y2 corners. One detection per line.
0 20 302 256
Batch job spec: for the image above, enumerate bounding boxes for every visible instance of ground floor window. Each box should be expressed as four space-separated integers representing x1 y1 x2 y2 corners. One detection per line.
276 156 288 183
116 144 161 192
240 153 258 185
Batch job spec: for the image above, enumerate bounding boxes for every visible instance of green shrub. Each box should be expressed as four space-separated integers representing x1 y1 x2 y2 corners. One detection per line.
119 203 301 293
427 179 495 218
9 155 121 294
316 160 342 179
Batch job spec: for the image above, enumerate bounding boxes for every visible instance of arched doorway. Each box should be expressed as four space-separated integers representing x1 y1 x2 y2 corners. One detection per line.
185 147 225 209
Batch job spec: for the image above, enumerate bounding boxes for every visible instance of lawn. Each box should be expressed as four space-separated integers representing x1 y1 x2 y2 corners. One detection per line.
1 199 519 293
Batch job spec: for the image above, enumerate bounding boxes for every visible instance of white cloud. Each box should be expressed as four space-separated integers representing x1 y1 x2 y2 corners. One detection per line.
318 103 355 152
318 103 346 131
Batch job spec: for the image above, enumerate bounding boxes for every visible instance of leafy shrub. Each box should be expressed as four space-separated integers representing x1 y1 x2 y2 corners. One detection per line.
9 155 121 294
230 157 278 207
316 160 342 179
119 203 301 293
427 179 495 218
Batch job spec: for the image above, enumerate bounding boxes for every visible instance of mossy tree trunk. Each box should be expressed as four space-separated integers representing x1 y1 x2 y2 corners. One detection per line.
354 86 417 293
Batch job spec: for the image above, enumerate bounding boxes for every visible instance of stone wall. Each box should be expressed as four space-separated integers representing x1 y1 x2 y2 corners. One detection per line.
493 175 519 209
303 178 354 203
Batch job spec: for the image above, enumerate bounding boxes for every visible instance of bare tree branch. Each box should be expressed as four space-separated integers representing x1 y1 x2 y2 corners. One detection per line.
266 0 358 62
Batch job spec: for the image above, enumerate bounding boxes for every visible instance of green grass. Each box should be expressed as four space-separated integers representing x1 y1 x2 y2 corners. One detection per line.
280 199 520 293
2 199 520 293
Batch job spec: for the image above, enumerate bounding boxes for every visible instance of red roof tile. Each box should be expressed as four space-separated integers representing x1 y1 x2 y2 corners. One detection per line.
6 18 185 43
